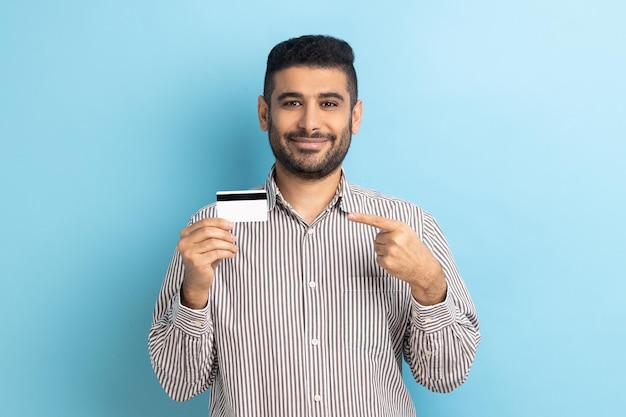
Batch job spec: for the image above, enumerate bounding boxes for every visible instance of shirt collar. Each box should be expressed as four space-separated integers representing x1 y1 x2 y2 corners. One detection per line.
263 164 358 214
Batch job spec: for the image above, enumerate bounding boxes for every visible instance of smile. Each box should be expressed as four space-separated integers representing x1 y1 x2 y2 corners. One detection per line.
291 137 328 143
289 137 329 151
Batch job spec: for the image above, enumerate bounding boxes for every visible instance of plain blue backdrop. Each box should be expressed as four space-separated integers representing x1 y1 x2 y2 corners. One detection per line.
1 1 625 416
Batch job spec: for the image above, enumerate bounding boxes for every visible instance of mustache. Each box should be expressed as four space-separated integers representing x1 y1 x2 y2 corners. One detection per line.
284 129 336 141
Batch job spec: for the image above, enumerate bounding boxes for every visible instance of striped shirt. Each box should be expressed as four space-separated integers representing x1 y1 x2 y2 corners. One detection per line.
148 168 480 417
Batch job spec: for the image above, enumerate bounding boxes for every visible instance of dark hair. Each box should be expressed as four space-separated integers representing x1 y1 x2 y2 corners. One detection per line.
263 35 358 108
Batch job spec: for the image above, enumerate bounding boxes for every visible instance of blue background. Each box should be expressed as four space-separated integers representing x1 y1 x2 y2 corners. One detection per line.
1 1 625 416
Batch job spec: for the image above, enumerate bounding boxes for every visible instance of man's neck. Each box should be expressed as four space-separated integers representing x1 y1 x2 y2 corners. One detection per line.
274 164 342 225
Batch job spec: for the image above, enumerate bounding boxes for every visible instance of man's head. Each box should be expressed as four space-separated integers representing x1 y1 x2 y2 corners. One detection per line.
263 35 358 110
258 35 363 181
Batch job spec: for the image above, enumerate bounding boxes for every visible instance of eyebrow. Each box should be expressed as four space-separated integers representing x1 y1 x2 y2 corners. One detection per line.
319 92 345 101
275 91 346 102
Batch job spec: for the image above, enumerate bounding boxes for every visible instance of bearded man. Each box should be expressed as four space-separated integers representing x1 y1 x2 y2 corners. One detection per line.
149 34 480 417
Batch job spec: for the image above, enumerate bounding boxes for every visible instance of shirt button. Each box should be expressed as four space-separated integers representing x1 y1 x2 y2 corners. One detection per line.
311 338 319 346
412 310 419 319
425 350 433 357
314 394 322 402
193 320 203 328
307 228 314 235
309 281 317 289
423 316 433 323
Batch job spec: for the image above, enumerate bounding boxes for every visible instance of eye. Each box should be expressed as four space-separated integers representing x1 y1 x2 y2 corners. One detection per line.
282 100 301 107
321 101 338 108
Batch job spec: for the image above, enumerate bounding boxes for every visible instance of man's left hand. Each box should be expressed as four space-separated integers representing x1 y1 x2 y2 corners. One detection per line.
348 212 447 306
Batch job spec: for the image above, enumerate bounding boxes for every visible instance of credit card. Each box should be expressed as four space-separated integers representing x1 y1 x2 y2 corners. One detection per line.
216 190 268 222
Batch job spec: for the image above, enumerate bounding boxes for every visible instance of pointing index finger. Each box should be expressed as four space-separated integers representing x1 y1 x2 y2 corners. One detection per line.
347 212 403 231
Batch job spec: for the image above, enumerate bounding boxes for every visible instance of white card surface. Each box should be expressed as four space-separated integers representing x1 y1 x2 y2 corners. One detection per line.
216 190 268 222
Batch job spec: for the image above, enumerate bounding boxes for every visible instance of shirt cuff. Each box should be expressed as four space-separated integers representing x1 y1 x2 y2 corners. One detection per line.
172 292 212 336
410 289 456 333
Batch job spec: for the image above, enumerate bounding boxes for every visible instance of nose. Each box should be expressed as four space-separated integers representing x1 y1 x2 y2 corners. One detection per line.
297 103 321 133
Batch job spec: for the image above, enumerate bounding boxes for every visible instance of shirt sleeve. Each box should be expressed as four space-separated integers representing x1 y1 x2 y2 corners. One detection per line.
148 248 218 401
403 211 480 393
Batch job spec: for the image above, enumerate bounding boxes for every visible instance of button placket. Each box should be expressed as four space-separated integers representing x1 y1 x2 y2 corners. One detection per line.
302 222 326 414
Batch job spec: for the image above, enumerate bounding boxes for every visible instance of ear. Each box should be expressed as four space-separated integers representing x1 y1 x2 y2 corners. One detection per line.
258 95 269 132
351 99 363 135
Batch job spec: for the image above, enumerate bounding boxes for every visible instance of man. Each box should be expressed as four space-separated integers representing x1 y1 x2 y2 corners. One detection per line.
149 35 480 417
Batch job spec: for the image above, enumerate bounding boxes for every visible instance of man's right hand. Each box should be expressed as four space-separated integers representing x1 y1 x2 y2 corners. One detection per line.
177 218 238 309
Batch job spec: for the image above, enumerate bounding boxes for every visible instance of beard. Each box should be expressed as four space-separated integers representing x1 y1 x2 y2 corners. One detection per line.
267 116 352 181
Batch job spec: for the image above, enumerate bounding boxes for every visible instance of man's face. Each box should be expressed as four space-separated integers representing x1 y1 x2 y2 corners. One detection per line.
258 66 362 180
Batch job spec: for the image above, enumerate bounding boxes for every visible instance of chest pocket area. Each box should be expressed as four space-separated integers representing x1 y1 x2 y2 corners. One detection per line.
342 288 405 354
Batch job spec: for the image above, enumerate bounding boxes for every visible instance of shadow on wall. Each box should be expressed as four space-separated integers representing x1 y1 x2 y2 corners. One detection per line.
168 66 273 195
52 70 272 416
